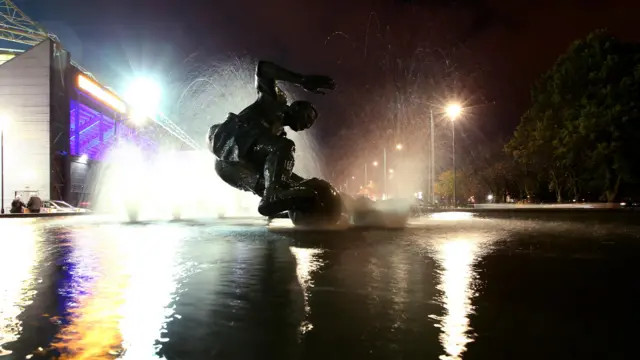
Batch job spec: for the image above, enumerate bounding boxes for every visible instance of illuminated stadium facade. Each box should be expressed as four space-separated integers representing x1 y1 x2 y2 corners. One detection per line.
0 0 202 212
0 38 186 211
69 73 158 162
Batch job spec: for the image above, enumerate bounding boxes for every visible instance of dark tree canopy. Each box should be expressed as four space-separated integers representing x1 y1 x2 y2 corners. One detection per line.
506 30 640 202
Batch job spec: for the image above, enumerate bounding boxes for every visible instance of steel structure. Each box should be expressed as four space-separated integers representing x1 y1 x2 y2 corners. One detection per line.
0 0 200 150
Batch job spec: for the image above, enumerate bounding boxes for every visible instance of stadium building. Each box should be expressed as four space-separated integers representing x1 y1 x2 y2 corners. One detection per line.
0 36 197 212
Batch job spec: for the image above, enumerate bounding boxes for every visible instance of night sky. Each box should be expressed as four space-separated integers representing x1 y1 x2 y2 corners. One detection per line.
14 0 640 170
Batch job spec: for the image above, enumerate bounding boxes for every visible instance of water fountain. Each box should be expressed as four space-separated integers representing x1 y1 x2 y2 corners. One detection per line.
168 57 325 217
90 57 325 221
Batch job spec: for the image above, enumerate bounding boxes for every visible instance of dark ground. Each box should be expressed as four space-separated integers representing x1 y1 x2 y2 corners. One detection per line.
0 211 639 359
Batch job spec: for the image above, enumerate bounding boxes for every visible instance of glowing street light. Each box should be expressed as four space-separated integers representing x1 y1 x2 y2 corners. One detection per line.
446 103 462 120
0 115 9 214
124 77 162 126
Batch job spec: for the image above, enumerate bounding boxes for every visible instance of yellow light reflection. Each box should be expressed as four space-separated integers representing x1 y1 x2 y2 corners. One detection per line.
290 247 323 334
51 225 184 359
390 250 409 327
118 226 185 359
435 239 478 360
0 220 40 356
430 212 474 221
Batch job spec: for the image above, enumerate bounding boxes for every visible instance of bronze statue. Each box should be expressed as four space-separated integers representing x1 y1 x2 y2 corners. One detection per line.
208 61 336 218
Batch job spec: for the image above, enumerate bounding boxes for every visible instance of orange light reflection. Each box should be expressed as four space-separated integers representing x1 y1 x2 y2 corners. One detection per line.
0 220 40 356
51 225 184 359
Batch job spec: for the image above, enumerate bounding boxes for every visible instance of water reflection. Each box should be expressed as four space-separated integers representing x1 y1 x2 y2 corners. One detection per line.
389 249 409 330
429 212 475 221
51 225 186 359
290 247 323 335
117 226 187 359
52 226 126 359
433 238 480 360
0 220 41 356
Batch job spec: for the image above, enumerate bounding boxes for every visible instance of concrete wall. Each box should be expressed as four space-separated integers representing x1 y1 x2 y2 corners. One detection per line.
0 40 51 212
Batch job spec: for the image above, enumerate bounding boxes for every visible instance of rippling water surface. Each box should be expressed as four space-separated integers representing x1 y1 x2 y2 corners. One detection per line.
1 212 639 359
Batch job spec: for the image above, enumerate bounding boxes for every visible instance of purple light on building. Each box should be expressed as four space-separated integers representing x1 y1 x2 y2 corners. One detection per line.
69 93 157 161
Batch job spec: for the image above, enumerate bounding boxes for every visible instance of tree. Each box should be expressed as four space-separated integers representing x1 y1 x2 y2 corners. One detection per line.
506 30 640 202
434 170 481 202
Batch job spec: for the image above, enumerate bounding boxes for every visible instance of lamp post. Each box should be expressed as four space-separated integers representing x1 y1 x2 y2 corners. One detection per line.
445 104 462 207
430 109 435 204
364 163 369 188
382 144 402 200
346 176 355 194
0 116 8 214
1 127 4 214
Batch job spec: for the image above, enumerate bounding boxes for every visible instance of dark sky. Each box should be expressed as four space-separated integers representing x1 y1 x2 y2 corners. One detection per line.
13 0 640 163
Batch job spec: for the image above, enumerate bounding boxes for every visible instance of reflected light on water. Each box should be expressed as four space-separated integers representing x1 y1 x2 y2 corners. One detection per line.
390 250 409 327
52 228 126 359
268 218 295 229
51 225 186 359
118 226 186 359
430 212 475 221
435 239 479 360
0 220 40 356
290 247 324 335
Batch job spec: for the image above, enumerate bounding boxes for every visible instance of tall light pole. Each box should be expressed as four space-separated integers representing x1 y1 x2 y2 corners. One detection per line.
430 109 435 204
446 104 462 207
346 175 355 194
0 116 8 214
364 163 369 188
382 143 403 200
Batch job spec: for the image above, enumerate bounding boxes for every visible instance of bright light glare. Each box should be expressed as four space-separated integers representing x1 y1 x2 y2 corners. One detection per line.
446 103 462 120
372 161 378 166
0 221 39 356
487 194 493 201
436 239 477 359
389 169 394 173
124 78 162 120
0 115 9 132
129 108 149 127
430 212 474 221
396 144 403 150
290 247 324 334
79 154 88 163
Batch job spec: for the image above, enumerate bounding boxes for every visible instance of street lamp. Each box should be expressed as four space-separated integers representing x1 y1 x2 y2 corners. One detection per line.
364 161 378 193
446 103 462 119
364 143 402 199
0 115 9 214
446 103 462 207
